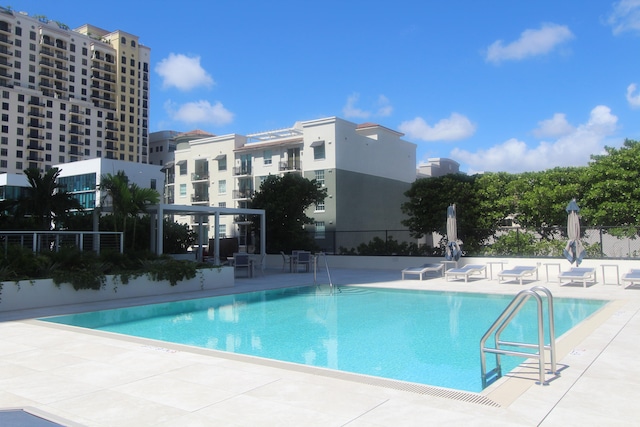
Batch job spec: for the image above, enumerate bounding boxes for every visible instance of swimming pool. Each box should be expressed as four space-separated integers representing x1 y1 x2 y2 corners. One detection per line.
41 286 606 392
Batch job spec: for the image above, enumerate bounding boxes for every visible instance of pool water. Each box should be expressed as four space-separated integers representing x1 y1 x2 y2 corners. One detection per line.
41 286 606 392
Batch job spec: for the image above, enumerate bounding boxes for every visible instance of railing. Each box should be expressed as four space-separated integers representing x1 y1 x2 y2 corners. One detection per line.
307 227 640 258
480 286 556 388
0 231 124 255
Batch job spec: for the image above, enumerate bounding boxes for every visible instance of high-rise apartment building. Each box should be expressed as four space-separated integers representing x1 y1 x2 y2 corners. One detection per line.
0 7 150 174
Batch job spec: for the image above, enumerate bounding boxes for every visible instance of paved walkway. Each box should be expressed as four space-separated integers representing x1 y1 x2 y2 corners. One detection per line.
1 267 639 426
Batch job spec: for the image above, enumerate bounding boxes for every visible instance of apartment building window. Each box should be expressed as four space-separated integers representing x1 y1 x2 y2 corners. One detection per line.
313 141 326 160
179 183 186 197
178 160 187 175
263 150 272 165
16 161 22 170
315 170 325 186
315 221 326 239
217 155 227 171
218 224 226 238
218 202 226 208
315 200 325 212
218 180 226 194
0 160 5 168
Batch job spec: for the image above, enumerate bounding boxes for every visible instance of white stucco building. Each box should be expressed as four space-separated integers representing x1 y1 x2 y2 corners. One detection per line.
162 116 417 252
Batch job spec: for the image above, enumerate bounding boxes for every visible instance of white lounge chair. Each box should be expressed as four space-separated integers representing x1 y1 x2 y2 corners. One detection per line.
621 269 640 288
558 267 596 288
445 264 487 283
402 263 444 280
497 266 539 286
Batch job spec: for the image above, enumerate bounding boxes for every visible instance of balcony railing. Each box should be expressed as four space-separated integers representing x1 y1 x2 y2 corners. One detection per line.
191 172 209 181
233 189 254 199
279 160 302 171
233 165 252 176
191 194 209 203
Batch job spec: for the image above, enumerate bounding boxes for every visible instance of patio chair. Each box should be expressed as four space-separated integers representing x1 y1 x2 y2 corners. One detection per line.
280 251 291 271
621 269 640 288
445 264 487 283
401 263 444 280
293 251 312 273
497 265 539 286
558 267 596 288
233 253 252 278
254 253 266 276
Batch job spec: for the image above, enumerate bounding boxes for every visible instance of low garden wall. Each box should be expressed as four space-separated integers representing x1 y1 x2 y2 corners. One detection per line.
0 266 234 313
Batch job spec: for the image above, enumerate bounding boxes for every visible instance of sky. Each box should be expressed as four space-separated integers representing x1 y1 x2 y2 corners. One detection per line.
13 0 640 174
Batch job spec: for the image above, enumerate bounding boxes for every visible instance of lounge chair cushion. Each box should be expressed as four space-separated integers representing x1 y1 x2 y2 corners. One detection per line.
402 263 444 280
445 264 487 282
558 267 596 288
497 266 538 285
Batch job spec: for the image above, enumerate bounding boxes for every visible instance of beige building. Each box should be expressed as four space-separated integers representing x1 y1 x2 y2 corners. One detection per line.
0 8 150 174
162 116 417 252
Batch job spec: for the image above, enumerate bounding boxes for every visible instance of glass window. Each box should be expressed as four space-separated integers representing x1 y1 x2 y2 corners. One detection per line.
218 180 226 194
179 161 187 175
179 183 187 197
315 201 325 212
313 143 325 160
217 155 227 171
315 221 326 239
263 150 272 165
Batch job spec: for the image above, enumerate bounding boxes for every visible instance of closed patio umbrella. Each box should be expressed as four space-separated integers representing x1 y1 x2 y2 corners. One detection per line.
445 204 462 261
562 199 585 266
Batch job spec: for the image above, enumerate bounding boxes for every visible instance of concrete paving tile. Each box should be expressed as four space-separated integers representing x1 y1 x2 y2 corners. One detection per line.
48 389 189 427
165 362 281 394
195 393 346 427
113 375 236 411
245 376 389 418
0 372 101 405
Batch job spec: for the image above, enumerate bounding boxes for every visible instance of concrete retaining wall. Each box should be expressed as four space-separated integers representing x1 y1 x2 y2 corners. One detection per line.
0 267 234 312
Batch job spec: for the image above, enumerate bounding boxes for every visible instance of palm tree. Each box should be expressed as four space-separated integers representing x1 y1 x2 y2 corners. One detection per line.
99 171 159 250
17 168 83 230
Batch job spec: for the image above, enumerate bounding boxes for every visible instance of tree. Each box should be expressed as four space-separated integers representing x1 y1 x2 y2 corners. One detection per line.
401 173 501 254
582 139 640 237
99 171 160 250
507 167 585 238
250 174 327 253
16 168 83 230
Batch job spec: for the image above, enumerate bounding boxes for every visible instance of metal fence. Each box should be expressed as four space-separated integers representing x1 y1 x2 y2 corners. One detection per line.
311 227 640 259
0 231 124 256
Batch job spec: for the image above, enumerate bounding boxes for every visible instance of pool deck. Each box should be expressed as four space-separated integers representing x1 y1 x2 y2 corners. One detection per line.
1 267 640 426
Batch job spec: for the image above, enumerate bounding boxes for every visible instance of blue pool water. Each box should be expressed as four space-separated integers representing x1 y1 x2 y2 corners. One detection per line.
41 286 606 392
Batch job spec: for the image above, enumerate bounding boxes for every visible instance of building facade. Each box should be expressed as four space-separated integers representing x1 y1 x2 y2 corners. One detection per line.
55 158 163 210
162 116 417 252
0 8 150 174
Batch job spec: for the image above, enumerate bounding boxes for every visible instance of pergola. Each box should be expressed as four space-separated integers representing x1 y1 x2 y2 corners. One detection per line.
145 204 266 265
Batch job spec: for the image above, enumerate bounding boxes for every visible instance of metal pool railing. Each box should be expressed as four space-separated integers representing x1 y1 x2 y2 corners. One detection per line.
0 230 124 255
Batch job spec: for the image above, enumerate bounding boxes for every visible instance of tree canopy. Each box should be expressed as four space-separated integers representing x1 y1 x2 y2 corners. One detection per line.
250 173 327 253
401 139 640 254
14 168 83 230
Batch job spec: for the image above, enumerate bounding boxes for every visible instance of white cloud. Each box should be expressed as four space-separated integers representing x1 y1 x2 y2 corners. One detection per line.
452 105 618 173
155 53 214 91
626 83 640 108
485 23 574 64
342 93 393 119
399 113 476 142
532 113 575 138
164 100 234 126
607 0 640 35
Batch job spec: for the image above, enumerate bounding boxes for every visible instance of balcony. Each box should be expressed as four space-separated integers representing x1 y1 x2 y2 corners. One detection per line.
233 165 252 176
279 160 302 171
191 172 209 181
233 189 254 200
191 194 209 203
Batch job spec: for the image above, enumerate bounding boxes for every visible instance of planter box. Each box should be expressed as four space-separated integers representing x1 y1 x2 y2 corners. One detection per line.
0 267 234 313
